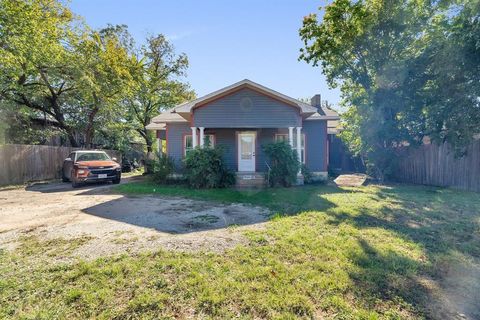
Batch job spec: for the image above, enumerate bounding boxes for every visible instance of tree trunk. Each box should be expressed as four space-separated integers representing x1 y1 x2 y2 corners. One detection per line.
49 91 80 147
51 104 79 147
144 128 154 174
146 139 153 153
85 124 95 148
66 129 79 147
85 95 100 148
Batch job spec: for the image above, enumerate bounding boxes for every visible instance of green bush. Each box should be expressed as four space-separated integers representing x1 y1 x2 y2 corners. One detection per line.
150 153 175 183
183 146 235 189
301 164 313 184
263 141 300 187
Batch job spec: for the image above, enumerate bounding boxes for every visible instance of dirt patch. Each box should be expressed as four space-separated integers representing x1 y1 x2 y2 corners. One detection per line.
0 181 269 261
420 258 480 320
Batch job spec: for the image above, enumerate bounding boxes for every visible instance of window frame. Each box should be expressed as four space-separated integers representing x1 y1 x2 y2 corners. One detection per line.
274 133 306 164
184 134 216 156
203 134 216 148
184 134 194 156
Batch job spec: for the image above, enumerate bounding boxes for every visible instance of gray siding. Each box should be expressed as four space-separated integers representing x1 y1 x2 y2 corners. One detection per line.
166 122 328 173
166 122 191 169
304 120 328 172
193 88 301 128
205 128 274 172
166 126 277 172
256 129 276 172
208 129 236 170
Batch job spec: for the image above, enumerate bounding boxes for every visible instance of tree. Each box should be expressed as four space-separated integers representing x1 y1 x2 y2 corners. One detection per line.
73 25 135 147
0 0 83 146
0 0 194 152
125 34 194 154
299 0 480 179
419 1 480 149
0 1 136 148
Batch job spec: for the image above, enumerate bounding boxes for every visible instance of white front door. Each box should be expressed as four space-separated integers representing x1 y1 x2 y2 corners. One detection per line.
238 132 256 172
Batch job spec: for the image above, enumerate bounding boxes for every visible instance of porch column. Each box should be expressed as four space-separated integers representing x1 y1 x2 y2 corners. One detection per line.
296 127 302 163
191 127 197 148
199 127 205 148
288 127 294 147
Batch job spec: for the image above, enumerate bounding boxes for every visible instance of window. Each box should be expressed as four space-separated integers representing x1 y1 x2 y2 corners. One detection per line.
184 134 215 156
204 134 215 148
76 151 110 161
275 133 306 164
184 135 193 156
275 134 289 143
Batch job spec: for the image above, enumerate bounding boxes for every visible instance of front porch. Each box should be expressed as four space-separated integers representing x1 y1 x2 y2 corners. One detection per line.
187 126 304 174
148 80 334 188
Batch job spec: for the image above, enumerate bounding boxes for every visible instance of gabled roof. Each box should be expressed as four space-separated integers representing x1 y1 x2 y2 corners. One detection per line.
149 79 340 127
173 79 318 115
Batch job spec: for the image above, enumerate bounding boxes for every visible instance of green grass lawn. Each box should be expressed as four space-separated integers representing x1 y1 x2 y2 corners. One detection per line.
1 182 479 319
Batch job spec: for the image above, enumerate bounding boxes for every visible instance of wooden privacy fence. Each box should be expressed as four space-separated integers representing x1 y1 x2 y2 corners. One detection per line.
0 144 121 185
393 140 480 192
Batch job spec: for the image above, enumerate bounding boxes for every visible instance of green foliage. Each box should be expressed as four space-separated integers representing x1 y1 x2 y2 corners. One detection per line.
0 0 81 145
300 0 480 179
0 1 193 151
149 153 175 184
73 25 135 147
0 0 134 147
301 163 313 184
183 146 235 189
263 141 300 187
124 34 195 153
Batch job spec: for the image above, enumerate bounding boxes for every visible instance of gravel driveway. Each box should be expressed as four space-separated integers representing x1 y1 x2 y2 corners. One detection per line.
0 179 269 260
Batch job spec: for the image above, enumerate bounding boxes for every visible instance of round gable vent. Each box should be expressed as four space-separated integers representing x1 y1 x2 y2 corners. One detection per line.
240 97 253 111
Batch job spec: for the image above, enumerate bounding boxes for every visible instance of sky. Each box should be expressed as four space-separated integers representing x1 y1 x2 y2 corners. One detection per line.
69 0 341 106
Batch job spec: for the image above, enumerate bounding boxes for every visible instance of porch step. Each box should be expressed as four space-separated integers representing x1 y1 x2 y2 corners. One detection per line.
235 172 266 187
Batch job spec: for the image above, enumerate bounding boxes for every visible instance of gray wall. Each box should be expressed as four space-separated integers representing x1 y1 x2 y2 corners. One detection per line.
211 128 276 172
193 88 301 128
304 120 328 172
209 129 235 170
165 122 328 173
166 122 191 169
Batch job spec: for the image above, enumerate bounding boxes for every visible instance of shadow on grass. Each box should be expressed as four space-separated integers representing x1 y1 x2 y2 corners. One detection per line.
78 183 345 234
324 184 480 319
327 185 480 258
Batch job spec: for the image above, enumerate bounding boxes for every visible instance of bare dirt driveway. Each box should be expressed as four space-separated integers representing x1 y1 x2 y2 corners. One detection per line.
0 179 269 260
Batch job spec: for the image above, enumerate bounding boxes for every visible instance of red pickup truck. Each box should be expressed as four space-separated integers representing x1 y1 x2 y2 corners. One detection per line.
62 150 121 188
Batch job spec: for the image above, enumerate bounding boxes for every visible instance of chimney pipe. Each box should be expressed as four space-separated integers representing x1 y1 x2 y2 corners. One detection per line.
311 94 321 109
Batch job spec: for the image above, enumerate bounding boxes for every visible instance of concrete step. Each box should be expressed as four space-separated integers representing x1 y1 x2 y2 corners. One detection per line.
235 172 266 187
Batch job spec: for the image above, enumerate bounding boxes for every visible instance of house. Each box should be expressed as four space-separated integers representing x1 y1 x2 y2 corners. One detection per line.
146 79 340 186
